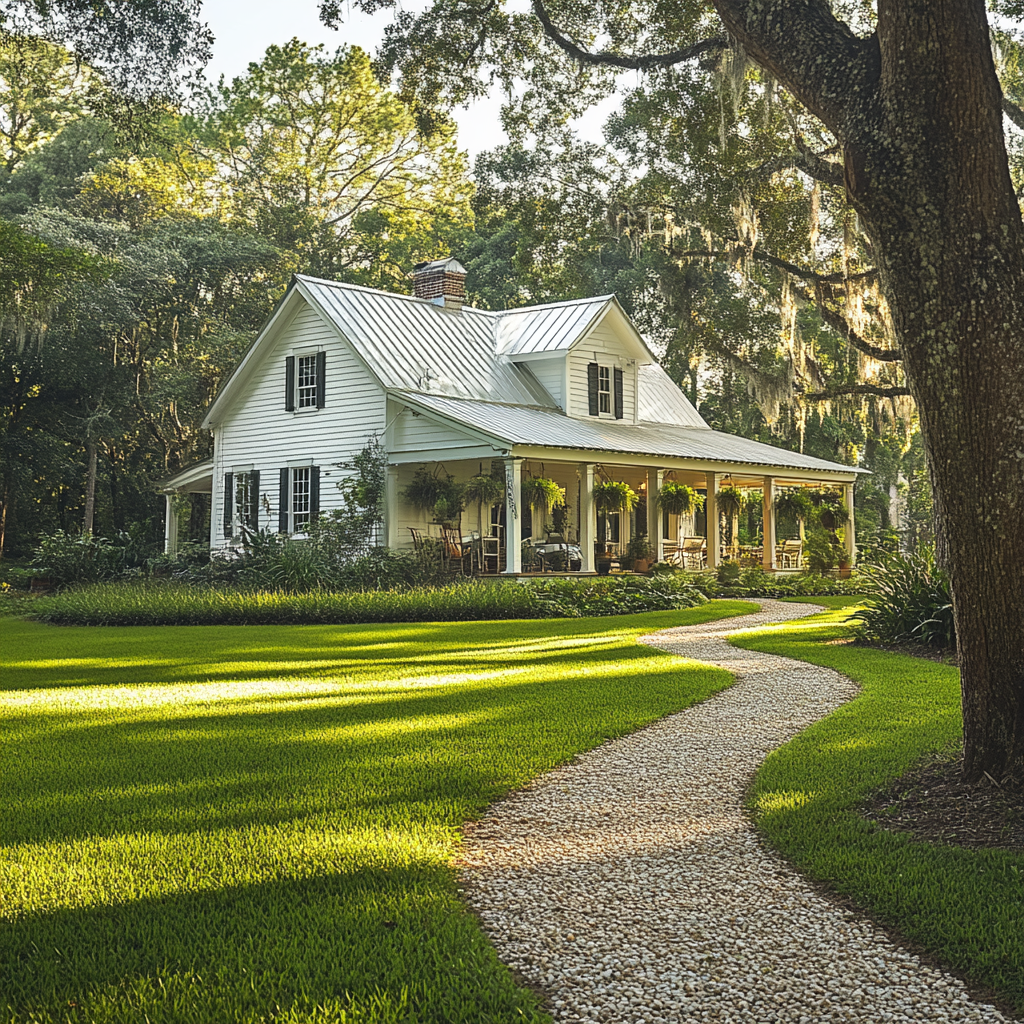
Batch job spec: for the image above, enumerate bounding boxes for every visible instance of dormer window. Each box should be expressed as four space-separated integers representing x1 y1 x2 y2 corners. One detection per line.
588 362 624 419
598 366 611 413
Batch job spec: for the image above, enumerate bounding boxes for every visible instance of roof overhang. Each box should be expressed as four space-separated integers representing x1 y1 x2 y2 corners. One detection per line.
156 460 215 493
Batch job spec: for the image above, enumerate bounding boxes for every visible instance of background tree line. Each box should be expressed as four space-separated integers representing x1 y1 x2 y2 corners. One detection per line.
5 7 1020 562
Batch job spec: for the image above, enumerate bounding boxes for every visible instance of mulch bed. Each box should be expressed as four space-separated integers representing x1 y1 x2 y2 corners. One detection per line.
864 750 1023 853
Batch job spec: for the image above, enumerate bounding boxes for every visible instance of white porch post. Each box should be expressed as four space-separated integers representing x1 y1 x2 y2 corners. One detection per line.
705 472 720 569
164 493 178 557
503 457 522 574
762 476 777 571
647 468 664 562
843 481 857 565
579 462 596 573
384 465 400 549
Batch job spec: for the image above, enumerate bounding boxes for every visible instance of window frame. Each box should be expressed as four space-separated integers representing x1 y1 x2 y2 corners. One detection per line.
290 466 312 534
597 365 611 414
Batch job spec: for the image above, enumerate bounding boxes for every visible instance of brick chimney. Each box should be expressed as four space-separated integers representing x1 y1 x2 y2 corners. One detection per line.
412 257 466 310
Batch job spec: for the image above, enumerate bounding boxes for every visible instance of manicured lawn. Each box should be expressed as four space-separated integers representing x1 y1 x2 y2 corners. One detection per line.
0 602 751 1024
736 600 1024 1014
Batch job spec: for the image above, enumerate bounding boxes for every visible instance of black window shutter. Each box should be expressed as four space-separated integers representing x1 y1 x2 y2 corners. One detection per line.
285 356 295 411
278 468 289 533
310 466 321 521
614 367 624 419
223 473 233 537
587 362 599 416
249 470 260 530
316 351 326 409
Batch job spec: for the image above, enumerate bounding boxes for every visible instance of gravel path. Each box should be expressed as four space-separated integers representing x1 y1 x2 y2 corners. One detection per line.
459 600 1017 1024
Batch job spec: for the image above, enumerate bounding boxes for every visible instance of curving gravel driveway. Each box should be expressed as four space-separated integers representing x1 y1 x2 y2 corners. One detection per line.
459 600 1018 1024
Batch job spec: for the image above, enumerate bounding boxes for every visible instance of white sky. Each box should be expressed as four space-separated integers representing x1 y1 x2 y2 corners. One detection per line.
198 0 614 160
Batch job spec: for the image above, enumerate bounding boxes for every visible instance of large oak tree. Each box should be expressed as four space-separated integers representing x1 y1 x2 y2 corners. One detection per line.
353 0 1024 782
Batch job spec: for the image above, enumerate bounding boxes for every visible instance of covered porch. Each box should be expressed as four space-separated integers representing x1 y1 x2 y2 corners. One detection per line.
385 447 860 577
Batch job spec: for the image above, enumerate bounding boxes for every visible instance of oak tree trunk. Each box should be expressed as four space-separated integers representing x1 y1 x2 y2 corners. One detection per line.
715 0 1024 780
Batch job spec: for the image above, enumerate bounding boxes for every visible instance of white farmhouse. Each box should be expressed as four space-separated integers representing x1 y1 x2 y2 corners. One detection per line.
160 258 864 572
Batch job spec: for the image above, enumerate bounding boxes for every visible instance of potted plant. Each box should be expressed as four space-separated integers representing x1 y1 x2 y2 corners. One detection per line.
657 481 704 516
401 468 465 528
596 546 613 575
626 533 654 573
716 485 744 520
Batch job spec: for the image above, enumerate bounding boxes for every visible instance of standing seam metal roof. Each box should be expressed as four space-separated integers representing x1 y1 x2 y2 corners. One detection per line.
392 391 865 475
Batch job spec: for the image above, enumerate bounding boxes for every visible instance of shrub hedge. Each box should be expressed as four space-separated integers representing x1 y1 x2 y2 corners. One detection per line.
33 574 710 627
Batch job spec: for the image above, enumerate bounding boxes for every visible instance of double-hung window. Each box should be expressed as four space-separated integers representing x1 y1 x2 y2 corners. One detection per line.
285 351 326 411
278 465 320 534
297 355 318 408
291 467 311 532
223 469 259 538
598 366 611 414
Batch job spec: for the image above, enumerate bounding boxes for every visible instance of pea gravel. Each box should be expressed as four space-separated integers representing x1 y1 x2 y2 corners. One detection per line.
459 600 1018 1024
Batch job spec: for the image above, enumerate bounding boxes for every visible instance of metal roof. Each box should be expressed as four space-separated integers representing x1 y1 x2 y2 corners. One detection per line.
637 363 709 429
393 391 865 476
494 295 613 356
296 276 556 406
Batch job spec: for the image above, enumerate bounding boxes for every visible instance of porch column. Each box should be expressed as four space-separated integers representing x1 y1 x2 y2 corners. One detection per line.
384 465 400 549
503 457 522 574
843 481 856 565
647 468 664 562
762 476 777 570
578 462 596 572
164 493 178 557
705 472 720 569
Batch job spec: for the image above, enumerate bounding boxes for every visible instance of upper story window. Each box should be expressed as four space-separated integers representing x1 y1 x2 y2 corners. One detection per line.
587 361 624 420
285 351 326 412
297 355 318 408
598 366 611 413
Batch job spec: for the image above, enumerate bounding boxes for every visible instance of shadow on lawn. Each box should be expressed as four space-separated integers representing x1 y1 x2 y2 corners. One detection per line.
0 864 546 1024
3 656 725 846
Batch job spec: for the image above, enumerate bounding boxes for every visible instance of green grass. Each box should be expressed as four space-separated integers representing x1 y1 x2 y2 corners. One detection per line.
735 601 1024 1013
0 601 752 1024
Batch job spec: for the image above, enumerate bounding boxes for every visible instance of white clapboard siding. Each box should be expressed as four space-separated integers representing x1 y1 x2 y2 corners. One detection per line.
211 302 386 548
567 319 638 423
389 406 483 455
526 357 565 409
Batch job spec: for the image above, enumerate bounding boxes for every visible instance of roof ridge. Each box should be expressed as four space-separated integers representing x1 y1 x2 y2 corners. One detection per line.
493 294 615 317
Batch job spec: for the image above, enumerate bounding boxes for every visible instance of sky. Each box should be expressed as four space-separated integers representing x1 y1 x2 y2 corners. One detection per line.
198 0 615 160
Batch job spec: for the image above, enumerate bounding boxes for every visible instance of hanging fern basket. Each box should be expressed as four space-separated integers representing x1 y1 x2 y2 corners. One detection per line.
593 480 639 514
657 482 704 516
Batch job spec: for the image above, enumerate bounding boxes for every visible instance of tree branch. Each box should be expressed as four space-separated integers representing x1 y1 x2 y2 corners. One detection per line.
1004 95 1024 132
708 0 874 134
667 245 876 286
531 0 726 70
755 143 844 187
799 383 911 400
791 281 901 362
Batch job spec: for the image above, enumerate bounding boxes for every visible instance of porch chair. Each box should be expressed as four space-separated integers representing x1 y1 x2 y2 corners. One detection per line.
681 536 707 570
779 539 803 569
440 525 470 574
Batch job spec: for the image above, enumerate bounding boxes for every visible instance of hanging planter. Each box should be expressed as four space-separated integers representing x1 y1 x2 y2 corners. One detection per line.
521 476 565 516
593 480 639 514
807 488 849 531
401 468 464 526
774 488 813 524
657 482 704 516
716 486 744 520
